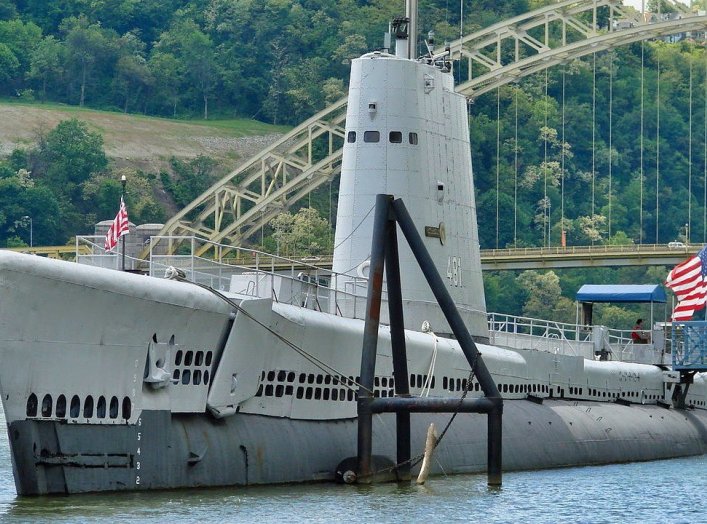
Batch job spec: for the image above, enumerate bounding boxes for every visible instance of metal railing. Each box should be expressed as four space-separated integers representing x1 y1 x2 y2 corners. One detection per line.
488 312 593 357
147 236 378 320
487 312 667 364
76 234 671 365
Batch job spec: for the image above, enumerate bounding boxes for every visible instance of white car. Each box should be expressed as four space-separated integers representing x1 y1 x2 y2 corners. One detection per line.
668 241 686 248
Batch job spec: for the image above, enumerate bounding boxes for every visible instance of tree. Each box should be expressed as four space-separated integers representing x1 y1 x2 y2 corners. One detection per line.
114 32 152 113
270 207 333 257
516 270 574 322
61 16 113 107
33 119 108 221
0 43 19 85
148 51 182 116
82 168 165 225
28 36 62 101
161 155 218 207
156 20 219 119
0 19 42 90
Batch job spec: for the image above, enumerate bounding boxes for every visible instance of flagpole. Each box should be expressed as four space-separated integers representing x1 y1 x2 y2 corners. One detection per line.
121 174 127 271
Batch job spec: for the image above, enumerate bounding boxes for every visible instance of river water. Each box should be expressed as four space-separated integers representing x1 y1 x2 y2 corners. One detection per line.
0 405 704 523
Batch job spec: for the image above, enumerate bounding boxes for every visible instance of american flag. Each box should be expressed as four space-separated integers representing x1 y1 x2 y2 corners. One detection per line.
665 246 707 321
104 197 130 252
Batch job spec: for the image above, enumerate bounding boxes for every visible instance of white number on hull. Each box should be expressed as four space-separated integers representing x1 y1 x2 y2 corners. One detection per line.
446 256 462 287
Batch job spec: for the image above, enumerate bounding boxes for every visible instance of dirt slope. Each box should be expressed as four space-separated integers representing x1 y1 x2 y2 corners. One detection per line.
0 102 287 171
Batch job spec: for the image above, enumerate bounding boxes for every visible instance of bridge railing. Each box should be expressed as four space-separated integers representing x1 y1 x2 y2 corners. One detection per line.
480 243 695 258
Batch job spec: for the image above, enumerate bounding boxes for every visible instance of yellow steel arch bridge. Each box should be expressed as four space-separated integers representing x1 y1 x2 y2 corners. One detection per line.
148 0 707 257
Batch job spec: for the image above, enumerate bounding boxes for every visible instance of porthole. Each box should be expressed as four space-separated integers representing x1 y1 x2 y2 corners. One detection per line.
347 390 354 401
443 377 448 389
347 131 356 143
175 350 183 366
204 370 210 384
332 389 339 401
255 384 263 397
41 394 53 417
288 372 295 382
26 393 38 417
296 387 304 399
265 385 273 396
109 396 119 419
314 388 322 400
316 375 324 385
205 351 213 366
277 370 286 382
195 351 204 366
83 396 94 418
323 388 330 400
184 351 194 366
308 374 315 384
122 397 131 419
305 387 313 400
56 395 66 418
340 389 346 400
182 369 191 385
97 396 106 418
409 132 419 145
193 369 202 385
363 131 380 143
389 131 402 143
268 371 275 382
173 369 180 381
70 395 81 418
325 375 331 385
276 385 284 397
285 385 293 395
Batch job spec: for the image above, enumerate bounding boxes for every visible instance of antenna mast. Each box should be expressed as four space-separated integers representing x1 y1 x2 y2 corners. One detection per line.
407 0 417 59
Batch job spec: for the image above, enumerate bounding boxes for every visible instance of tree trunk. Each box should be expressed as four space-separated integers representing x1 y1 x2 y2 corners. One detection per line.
80 59 87 107
203 93 208 120
173 99 177 118
41 76 47 102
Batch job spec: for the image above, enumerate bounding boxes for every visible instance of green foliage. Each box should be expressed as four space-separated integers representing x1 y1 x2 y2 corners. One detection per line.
161 155 218 207
270 207 333 257
38 118 108 197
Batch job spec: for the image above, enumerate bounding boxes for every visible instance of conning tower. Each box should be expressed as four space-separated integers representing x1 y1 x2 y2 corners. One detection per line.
332 9 488 340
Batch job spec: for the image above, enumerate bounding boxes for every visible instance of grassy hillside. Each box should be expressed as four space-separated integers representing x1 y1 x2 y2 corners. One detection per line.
0 100 289 172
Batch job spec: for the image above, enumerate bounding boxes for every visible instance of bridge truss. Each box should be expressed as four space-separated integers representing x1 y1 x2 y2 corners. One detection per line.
152 0 707 256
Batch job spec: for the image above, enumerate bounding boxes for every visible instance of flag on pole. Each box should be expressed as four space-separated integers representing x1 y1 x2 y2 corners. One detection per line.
665 246 707 321
104 197 129 252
